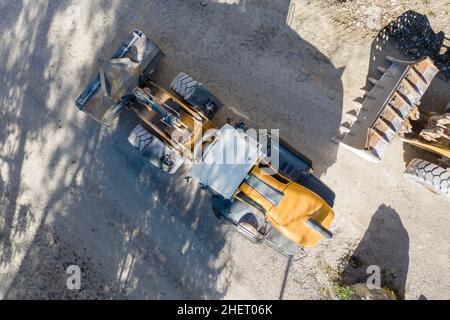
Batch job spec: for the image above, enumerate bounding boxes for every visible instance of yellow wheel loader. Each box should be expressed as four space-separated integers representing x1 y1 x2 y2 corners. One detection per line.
75 30 336 257
335 56 449 200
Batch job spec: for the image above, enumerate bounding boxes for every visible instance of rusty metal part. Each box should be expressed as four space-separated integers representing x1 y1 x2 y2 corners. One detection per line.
420 112 450 143
76 30 165 126
336 57 439 162
401 136 450 160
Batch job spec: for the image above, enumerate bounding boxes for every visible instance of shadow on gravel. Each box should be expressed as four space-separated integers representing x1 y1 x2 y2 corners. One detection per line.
1 1 229 299
365 10 450 104
341 204 409 299
220 0 345 177
371 10 449 80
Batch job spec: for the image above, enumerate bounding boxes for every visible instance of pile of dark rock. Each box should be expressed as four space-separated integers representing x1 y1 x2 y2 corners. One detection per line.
380 10 449 80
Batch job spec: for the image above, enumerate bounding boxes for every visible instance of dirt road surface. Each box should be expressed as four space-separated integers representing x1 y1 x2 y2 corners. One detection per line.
0 0 449 299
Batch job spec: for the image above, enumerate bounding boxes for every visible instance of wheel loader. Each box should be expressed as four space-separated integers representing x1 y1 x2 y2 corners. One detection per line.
75 30 336 257
335 56 450 200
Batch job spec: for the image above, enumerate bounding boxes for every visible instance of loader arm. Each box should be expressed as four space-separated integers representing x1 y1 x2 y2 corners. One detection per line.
400 137 450 159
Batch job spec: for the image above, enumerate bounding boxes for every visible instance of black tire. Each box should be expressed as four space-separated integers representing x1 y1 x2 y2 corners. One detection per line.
405 158 450 201
128 124 153 153
170 72 199 100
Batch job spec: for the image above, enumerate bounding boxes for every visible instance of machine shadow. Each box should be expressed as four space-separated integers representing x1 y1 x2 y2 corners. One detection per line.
341 204 409 299
1 1 230 299
362 10 450 166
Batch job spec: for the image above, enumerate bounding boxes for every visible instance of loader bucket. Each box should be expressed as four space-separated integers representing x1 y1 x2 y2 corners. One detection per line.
75 30 165 126
336 57 439 162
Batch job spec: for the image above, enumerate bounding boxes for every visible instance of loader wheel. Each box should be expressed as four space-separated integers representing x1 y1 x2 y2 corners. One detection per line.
170 72 199 100
405 159 450 201
128 124 153 153
171 72 222 120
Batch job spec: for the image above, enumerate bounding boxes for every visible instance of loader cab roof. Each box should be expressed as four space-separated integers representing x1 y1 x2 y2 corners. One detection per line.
191 124 261 199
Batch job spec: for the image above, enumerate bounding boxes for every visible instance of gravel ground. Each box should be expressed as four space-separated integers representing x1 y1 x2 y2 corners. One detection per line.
326 0 450 34
326 0 450 78
0 0 449 300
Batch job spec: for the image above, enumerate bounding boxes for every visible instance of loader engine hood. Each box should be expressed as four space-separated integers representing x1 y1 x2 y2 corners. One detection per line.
237 166 334 248
266 182 334 248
